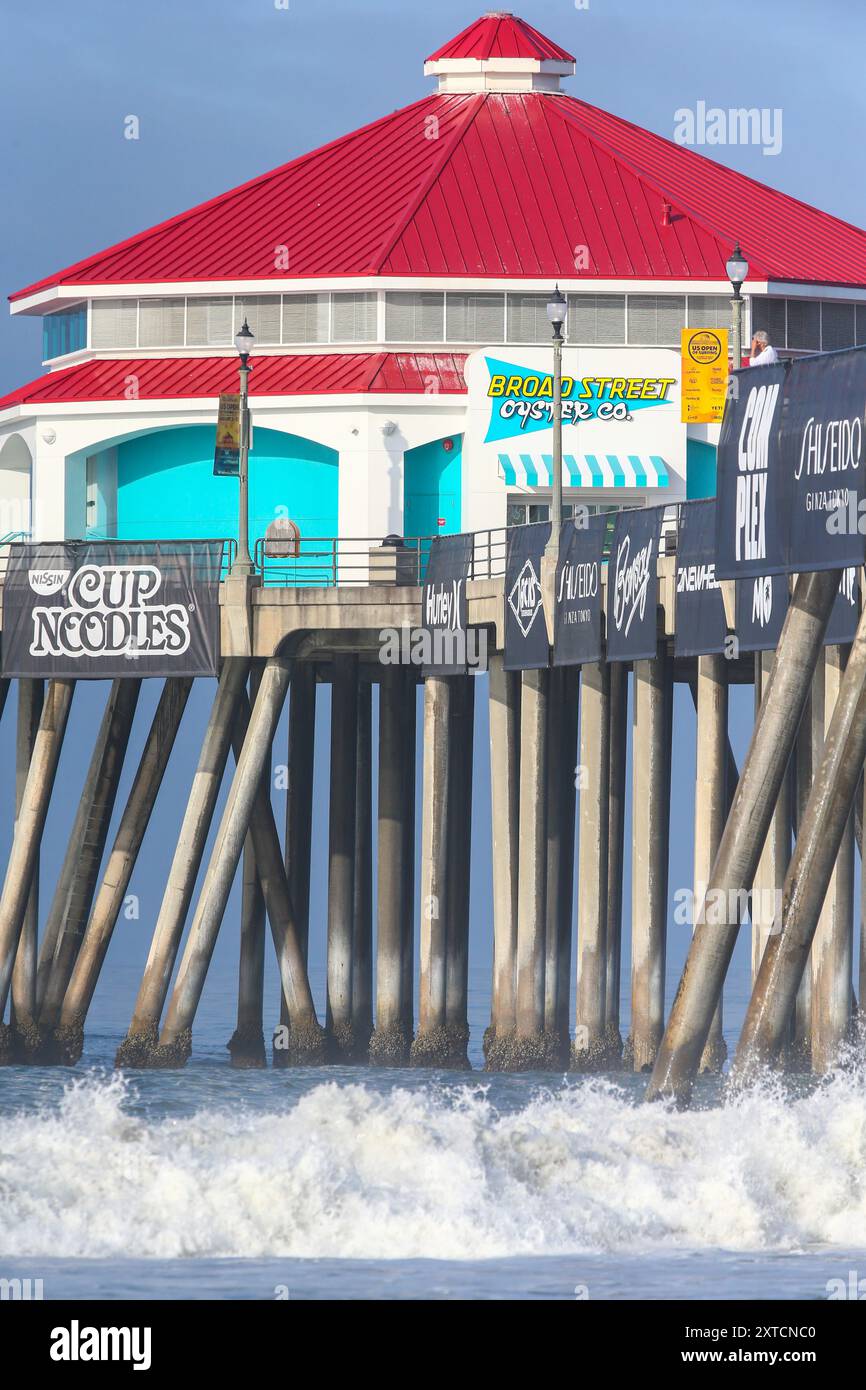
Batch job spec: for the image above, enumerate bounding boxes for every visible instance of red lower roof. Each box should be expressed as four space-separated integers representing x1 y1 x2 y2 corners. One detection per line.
0 353 469 412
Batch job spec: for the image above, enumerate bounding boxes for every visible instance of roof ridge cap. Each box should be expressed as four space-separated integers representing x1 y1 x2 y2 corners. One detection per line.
366 93 487 274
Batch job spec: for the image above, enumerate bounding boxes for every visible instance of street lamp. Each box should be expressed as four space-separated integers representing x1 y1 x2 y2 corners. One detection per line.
726 242 749 371
545 286 568 555
231 318 256 576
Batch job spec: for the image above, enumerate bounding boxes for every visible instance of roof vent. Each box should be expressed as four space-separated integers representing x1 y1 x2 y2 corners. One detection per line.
425 12 576 94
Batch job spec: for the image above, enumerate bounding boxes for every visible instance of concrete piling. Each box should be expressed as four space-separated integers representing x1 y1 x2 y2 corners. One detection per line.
352 680 374 1058
810 645 855 1072
38 679 142 1039
732 605 866 1083
646 568 840 1105
751 652 791 997
444 674 474 1070
693 654 728 1074
228 666 267 1070
626 649 672 1072
573 660 611 1070
545 666 578 1066
116 657 250 1066
274 661 316 1067
51 678 193 1064
511 667 556 1070
604 661 628 1065
9 680 44 1058
0 679 75 1062
483 653 521 1071
370 666 416 1066
326 653 359 1061
412 675 451 1066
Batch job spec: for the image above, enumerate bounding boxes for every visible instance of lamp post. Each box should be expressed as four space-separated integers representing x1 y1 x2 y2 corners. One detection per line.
231 318 256 577
545 286 568 558
726 242 749 372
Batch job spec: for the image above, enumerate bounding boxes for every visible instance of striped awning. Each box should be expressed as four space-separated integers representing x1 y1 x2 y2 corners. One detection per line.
498 453 669 488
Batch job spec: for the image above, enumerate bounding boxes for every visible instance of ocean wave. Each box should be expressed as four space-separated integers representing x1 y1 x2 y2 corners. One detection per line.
1 1070 865 1260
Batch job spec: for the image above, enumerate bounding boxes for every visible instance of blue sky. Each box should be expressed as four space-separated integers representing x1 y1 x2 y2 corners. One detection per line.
0 1 860 1046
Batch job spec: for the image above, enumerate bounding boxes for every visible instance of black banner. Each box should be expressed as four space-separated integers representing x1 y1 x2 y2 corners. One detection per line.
553 513 606 666
734 573 789 654
783 350 866 573
504 522 550 671
606 506 664 663
1 540 222 679
421 532 473 675
674 499 728 657
715 362 788 579
826 566 860 645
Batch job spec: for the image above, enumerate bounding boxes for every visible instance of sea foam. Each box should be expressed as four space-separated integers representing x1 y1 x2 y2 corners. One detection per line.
1 1070 865 1260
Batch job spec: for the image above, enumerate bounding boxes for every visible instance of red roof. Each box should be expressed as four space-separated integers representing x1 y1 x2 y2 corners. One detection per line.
11 23 866 296
0 353 468 412
426 13 575 63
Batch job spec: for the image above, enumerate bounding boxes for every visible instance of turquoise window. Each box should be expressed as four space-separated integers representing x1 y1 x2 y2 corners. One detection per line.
42 306 87 360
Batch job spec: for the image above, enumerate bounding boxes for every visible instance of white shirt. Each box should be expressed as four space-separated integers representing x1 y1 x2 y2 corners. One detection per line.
749 345 779 366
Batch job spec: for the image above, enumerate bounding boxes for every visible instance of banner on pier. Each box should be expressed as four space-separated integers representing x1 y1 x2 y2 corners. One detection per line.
420 532 473 675
553 513 606 666
825 565 860 646
0 539 223 678
606 505 664 663
674 499 728 658
504 521 550 670
715 348 866 580
734 573 789 654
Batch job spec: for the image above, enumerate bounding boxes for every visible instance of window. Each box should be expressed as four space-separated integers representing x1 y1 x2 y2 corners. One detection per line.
236 295 281 345
186 297 234 346
446 293 505 343
385 292 445 342
627 294 685 344
91 298 138 349
138 297 185 348
507 294 551 343
42 305 87 359
282 294 329 344
786 299 820 351
821 302 857 352
750 297 786 348
857 305 866 346
331 293 377 342
568 293 625 343
687 295 731 330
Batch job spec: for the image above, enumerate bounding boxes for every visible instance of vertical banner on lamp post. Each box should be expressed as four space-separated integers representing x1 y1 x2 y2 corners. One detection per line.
214 393 241 476
606 506 664 663
553 513 607 666
674 499 728 657
504 522 550 671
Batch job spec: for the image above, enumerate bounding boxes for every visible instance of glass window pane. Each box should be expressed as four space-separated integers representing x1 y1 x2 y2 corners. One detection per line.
688 295 731 329
385 292 444 342
821 302 856 352
446 293 505 343
750 297 786 347
282 294 329 344
506 502 527 527
236 295 281 345
186 297 233 346
508 294 549 343
568 293 625 343
91 298 138 349
331 293 377 342
138 297 185 348
786 299 820 351
857 305 866 346
627 294 685 344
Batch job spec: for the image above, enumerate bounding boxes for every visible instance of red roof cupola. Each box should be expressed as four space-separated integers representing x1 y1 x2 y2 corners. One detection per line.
425 12 576 93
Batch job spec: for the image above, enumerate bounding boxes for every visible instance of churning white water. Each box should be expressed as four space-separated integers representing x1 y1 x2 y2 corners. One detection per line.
1 1068 865 1262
